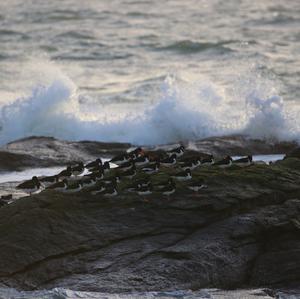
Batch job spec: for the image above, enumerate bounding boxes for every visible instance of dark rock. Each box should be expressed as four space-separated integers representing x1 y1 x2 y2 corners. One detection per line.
0 158 300 292
0 135 298 172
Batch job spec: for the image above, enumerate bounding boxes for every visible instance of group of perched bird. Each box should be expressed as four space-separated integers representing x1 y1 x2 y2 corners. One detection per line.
15 145 253 198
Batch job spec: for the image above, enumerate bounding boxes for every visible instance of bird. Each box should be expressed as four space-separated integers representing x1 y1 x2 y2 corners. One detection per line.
124 178 151 192
200 155 214 165
119 165 137 179
171 169 192 181
109 153 130 165
166 145 185 157
117 161 135 171
90 182 106 195
103 161 111 173
0 194 12 201
101 176 121 185
16 176 42 194
96 183 118 197
233 155 253 167
160 182 176 197
72 162 85 176
135 184 153 196
181 159 201 171
87 164 101 173
63 181 82 193
128 147 144 159
39 175 59 187
133 155 149 167
214 156 233 168
186 180 207 192
58 166 72 179
85 158 102 170
101 188 118 197
141 162 160 174
46 179 68 192
86 170 104 181
160 154 177 166
154 178 174 189
79 176 97 188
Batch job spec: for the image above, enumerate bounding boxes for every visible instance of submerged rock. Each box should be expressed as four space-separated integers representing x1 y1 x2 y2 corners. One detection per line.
0 158 300 292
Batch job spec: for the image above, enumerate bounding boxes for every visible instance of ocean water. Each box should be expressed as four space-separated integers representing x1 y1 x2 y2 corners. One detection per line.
0 0 299 146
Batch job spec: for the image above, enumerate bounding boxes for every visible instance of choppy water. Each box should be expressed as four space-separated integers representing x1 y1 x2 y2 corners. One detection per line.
0 0 300 145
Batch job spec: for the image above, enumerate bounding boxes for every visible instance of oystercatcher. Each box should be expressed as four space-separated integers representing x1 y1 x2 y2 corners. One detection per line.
167 145 185 157
160 154 177 166
214 156 233 168
141 162 160 174
40 175 59 187
110 153 130 165
85 158 102 170
46 179 68 192
172 169 192 181
16 176 42 194
233 155 252 166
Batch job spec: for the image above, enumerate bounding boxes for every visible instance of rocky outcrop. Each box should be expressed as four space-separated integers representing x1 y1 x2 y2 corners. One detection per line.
0 135 298 172
0 136 131 171
0 158 300 292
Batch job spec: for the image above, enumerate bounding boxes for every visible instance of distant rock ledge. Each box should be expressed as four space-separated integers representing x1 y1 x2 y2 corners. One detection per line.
0 135 298 171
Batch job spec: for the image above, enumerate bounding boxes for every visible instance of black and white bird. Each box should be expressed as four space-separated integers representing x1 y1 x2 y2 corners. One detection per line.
154 178 174 189
58 166 72 179
46 179 68 192
181 159 201 171
102 188 118 197
133 155 149 167
233 155 253 167
214 156 233 168
103 161 111 173
136 184 153 196
86 170 104 181
72 162 85 176
128 147 143 159
80 176 97 188
141 162 160 174
200 155 214 165
120 165 137 179
63 181 82 193
110 153 130 165
186 180 207 192
160 154 177 166
172 169 192 181
167 145 185 157
85 158 102 170
98 185 118 197
124 178 151 192
39 175 59 187
101 176 121 185
16 176 42 194
160 182 176 196
90 183 106 195
117 161 135 171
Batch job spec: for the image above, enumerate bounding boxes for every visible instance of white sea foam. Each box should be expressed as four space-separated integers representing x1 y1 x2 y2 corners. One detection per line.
0 62 299 146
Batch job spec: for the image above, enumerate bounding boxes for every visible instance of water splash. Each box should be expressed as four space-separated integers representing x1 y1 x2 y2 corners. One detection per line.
0 64 298 146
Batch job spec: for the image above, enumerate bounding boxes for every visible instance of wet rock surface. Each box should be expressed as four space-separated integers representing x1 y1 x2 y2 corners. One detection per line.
0 157 300 293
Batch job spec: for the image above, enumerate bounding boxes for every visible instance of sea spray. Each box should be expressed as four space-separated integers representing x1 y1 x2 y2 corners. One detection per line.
0 67 296 146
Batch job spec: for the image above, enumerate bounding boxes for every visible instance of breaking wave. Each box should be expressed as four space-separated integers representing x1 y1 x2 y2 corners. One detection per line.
0 63 298 146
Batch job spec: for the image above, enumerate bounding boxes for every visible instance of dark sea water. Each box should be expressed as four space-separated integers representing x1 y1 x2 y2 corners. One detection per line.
0 0 299 146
